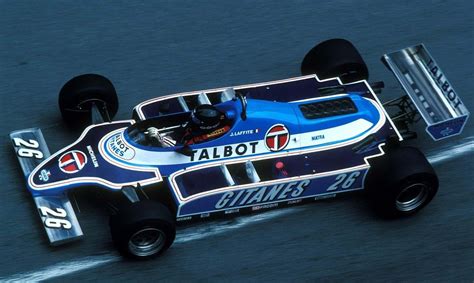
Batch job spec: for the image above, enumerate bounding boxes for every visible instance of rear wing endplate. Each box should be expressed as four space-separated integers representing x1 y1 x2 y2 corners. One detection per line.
10 128 83 245
382 44 469 140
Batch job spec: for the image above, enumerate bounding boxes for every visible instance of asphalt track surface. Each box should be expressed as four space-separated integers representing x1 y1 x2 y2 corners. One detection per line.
0 1 473 282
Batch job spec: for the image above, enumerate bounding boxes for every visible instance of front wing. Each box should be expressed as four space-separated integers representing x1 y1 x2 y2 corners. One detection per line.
10 128 83 245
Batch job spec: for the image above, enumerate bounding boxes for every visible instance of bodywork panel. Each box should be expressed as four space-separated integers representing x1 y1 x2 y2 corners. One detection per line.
27 121 162 195
17 76 401 222
130 75 401 218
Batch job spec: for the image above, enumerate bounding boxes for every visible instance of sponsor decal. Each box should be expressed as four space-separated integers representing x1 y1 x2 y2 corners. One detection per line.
58 150 87 174
224 208 240 214
252 203 278 211
207 127 228 138
440 127 454 137
287 199 302 205
427 59 462 109
190 141 259 162
215 179 310 209
230 129 259 137
107 133 135 160
177 216 192 222
265 124 290 151
190 126 231 144
311 134 325 141
38 169 51 182
87 145 99 168
314 194 336 200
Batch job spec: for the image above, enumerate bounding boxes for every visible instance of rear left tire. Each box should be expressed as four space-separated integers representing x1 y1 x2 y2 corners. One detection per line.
365 146 439 218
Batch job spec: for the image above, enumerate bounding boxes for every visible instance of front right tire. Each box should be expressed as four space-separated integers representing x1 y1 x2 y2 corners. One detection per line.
58 74 119 128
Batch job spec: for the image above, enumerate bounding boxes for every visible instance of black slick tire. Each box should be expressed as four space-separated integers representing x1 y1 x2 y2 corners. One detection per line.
301 38 369 83
109 200 176 260
365 146 439 218
58 74 119 128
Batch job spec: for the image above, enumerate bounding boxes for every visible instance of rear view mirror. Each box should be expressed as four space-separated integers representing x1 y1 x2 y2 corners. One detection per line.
175 145 194 156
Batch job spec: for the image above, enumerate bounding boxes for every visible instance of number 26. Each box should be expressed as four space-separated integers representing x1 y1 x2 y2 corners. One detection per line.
13 138 43 159
39 207 72 229
327 171 361 191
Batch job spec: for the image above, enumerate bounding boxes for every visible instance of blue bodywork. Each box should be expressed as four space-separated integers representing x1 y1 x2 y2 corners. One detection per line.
26 76 400 220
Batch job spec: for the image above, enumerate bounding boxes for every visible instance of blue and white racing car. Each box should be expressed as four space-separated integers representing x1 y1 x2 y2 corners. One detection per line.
10 39 469 259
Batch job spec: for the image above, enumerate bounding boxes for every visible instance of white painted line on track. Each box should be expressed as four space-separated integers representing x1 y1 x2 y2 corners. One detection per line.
0 209 300 282
175 207 300 244
0 254 119 282
1 137 473 282
426 136 473 165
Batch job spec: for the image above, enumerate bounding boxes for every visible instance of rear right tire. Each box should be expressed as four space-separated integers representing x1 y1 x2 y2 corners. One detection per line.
301 38 369 83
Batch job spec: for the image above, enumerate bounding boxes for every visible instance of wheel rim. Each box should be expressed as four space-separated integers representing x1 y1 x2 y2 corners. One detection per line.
395 183 430 212
128 228 166 257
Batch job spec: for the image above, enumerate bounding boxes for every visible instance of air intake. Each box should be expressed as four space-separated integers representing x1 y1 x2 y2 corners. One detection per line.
299 97 357 119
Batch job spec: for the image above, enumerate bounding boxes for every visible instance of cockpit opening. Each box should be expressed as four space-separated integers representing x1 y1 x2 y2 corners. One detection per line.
127 103 237 148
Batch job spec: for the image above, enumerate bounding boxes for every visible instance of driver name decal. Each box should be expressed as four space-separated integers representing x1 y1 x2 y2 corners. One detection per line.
107 133 135 160
190 141 259 161
230 129 259 137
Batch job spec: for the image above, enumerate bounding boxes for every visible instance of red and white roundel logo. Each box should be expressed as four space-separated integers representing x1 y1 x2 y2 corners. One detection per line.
58 150 87 174
265 124 290 151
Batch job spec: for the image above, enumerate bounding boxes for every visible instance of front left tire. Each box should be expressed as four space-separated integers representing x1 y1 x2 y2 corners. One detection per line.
110 200 176 259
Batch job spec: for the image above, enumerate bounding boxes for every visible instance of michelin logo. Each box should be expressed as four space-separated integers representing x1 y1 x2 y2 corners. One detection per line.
87 145 99 167
215 180 310 209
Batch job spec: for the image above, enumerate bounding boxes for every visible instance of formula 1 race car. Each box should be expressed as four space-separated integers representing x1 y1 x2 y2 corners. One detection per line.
10 39 469 259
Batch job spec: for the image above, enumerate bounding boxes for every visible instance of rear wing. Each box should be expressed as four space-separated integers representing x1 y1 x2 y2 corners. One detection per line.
9 128 83 245
382 44 469 140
